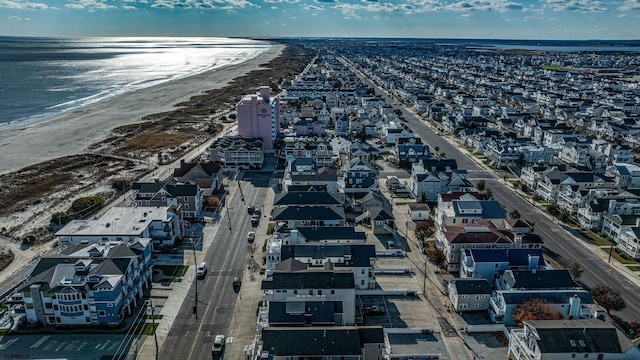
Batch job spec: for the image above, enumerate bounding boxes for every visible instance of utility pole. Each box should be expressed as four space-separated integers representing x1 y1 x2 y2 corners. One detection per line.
192 237 198 320
608 242 615 263
148 300 159 360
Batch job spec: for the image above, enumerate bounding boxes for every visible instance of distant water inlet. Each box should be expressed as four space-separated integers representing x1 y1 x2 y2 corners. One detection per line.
0 37 270 129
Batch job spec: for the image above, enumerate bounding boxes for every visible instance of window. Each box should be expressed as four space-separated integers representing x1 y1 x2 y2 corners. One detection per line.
494 263 499 269
331 290 335 295
26 303 34 309
99 310 106 317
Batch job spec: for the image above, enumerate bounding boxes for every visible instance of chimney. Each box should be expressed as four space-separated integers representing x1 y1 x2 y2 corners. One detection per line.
514 233 523 248
290 229 298 244
607 199 617 215
568 294 581 319
528 254 540 271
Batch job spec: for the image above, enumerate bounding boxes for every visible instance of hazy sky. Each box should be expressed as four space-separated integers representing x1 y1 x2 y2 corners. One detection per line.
1 0 639 39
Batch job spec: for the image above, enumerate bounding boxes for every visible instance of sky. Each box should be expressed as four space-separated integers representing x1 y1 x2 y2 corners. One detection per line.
1 0 639 39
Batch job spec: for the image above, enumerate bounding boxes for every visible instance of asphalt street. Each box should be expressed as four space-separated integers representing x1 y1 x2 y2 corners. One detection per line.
159 178 269 360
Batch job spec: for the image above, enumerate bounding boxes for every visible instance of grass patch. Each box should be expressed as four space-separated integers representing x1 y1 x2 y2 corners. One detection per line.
541 65 564 71
151 287 173 291
170 278 183 283
148 295 169 299
266 222 275 235
155 265 188 277
577 230 610 247
123 132 190 152
0 329 11 335
145 314 163 320
627 266 640 272
143 323 158 335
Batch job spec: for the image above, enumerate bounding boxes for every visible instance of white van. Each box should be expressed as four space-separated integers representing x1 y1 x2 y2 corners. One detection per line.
197 262 207 278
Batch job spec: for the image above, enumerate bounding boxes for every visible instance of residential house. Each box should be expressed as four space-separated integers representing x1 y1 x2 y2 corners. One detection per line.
272 205 346 228
261 264 357 325
205 136 264 169
409 167 472 201
294 119 326 136
434 192 506 231
408 203 431 222
21 239 153 327
460 248 546 281
610 162 640 189
437 223 543 272
341 159 378 194
172 160 224 199
55 206 181 247
448 279 492 312
602 215 640 242
616 227 640 260
266 244 377 290
508 320 640 360
258 326 385 360
285 173 340 194
496 269 580 291
490 290 594 326
131 181 203 219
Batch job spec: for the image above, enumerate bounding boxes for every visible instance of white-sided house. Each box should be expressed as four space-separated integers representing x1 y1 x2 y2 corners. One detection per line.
616 227 640 260
490 290 594 326
460 248 546 281
269 244 377 290
408 203 431 221
448 279 492 312
261 262 356 325
509 319 640 360
55 206 181 247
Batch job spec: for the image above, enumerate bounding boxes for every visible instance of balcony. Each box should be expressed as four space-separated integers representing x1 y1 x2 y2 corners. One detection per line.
508 328 536 360
489 296 506 317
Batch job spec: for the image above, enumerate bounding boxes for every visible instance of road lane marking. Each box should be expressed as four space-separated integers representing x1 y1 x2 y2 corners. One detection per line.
31 335 49 349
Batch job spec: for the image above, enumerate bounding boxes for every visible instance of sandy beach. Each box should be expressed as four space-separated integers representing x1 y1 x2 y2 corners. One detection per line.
0 43 284 175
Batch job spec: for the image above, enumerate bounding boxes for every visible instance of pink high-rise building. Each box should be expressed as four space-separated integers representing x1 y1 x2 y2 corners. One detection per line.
236 86 280 151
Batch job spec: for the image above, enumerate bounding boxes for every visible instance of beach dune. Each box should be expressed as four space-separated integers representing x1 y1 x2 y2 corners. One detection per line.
0 44 284 175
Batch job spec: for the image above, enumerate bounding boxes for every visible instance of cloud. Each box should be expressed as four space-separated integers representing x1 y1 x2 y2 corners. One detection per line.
263 0 299 3
444 0 524 12
618 13 625 17
0 0 47 9
149 0 258 9
9 15 30 20
618 0 640 11
122 4 137 8
541 0 608 12
65 0 116 10
304 3 324 10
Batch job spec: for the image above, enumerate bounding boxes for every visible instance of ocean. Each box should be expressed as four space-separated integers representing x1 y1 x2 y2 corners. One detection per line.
0 36 270 130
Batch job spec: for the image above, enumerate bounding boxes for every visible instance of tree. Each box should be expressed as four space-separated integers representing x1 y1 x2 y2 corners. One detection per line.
427 247 447 268
414 219 435 244
569 263 583 280
509 209 521 219
512 298 564 327
590 285 626 314
111 179 130 192
207 196 221 209
475 180 486 192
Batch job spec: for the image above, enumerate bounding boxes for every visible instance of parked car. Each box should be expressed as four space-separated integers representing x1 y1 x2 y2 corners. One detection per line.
211 334 225 354
197 262 207 278
363 305 385 316
251 214 259 227
247 231 255 243
247 205 256 215
253 208 261 216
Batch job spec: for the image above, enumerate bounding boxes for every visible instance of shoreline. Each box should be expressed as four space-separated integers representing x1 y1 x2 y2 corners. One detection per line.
0 43 284 175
